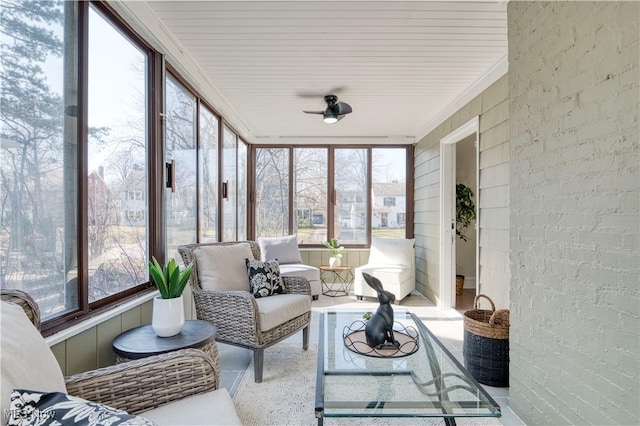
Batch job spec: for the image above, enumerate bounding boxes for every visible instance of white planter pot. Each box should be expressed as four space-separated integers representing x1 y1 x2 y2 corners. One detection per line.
152 295 185 337
329 257 341 268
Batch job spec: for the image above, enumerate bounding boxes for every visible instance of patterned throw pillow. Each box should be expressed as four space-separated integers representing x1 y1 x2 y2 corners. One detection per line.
245 258 285 298
7 389 155 426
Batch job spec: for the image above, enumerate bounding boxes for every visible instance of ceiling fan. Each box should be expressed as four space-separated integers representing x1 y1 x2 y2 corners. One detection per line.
303 95 352 124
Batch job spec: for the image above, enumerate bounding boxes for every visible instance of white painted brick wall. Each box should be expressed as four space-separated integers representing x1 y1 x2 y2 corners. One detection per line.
509 2 639 425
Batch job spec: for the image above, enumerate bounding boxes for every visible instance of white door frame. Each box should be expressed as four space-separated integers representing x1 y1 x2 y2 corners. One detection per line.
439 116 479 310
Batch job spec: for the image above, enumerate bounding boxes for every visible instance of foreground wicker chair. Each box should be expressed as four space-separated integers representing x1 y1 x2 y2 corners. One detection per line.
0 289 240 424
178 241 311 383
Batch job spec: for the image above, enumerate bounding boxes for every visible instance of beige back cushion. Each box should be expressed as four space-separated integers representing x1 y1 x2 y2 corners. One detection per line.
368 237 415 266
257 235 302 264
1 301 67 416
193 243 254 292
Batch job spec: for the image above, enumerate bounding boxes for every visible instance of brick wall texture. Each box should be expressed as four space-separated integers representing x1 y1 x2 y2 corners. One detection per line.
414 75 510 308
508 2 639 425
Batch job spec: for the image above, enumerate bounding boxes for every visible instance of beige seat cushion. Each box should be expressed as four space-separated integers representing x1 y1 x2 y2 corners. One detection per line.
141 388 241 425
279 263 320 283
193 243 254 292
0 301 67 416
254 293 311 332
354 264 415 300
356 264 413 284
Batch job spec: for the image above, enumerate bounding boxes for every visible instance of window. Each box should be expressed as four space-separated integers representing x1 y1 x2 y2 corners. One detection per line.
165 75 197 259
334 148 368 244
1 1 251 332
88 5 150 303
251 146 412 246
220 127 247 241
372 148 407 238
126 211 143 222
222 126 237 241
1 0 80 319
126 191 143 201
254 148 289 237
199 106 218 243
294 148 327 244
237 140 248 240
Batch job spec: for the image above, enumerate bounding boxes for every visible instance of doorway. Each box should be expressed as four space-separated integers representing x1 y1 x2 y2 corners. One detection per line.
439 117 479 311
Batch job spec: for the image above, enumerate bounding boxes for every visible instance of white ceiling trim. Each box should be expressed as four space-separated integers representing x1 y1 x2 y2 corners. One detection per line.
254 135 415 145
414 54 508 143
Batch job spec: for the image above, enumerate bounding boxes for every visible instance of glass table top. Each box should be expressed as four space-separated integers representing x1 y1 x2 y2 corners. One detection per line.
315 310 501 422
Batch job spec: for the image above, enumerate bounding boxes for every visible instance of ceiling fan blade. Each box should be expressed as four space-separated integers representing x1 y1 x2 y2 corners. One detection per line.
331 102 352 115
303 110 324 115
296 87 345 98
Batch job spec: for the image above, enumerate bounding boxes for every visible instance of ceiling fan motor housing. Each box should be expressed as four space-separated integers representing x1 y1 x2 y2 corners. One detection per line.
324 95 338 106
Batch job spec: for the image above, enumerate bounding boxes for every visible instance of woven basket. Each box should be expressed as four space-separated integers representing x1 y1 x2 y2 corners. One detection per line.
463 294 509 339
455 275 464 296
463 294 510 387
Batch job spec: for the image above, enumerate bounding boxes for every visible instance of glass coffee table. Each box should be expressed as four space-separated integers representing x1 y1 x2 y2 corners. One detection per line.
315 310 501 425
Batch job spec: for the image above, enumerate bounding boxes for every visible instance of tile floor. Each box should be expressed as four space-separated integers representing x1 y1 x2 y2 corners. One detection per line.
218 290 524 426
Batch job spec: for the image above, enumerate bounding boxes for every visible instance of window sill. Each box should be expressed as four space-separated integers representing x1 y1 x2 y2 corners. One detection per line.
45 290 159 347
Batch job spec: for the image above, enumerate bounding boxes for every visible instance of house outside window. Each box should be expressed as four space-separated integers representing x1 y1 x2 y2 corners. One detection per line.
372 148 407 238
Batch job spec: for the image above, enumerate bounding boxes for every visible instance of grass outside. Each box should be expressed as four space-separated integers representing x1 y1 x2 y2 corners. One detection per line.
296 227 406 244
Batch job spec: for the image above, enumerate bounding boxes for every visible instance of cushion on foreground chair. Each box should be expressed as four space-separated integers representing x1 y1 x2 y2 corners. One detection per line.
0 289 241 425
353 237 416 304
258 234 322 299
178 240 311 383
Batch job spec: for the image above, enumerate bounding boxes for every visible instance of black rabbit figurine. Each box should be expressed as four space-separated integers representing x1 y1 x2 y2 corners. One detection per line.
362 272 400 349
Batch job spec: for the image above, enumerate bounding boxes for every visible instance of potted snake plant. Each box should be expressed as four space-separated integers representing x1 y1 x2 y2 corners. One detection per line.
148 257 193 337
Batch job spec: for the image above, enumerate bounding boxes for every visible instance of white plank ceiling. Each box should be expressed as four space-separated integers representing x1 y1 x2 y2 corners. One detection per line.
144 1 507 143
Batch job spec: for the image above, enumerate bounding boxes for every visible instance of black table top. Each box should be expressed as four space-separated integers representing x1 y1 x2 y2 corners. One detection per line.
112 320 216 359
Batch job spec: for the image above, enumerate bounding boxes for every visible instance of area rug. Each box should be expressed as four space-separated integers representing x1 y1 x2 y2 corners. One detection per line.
232 344 503 426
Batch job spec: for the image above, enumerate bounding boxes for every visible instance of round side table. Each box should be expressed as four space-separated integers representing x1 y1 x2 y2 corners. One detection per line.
112 320 217 363
320 265 354 297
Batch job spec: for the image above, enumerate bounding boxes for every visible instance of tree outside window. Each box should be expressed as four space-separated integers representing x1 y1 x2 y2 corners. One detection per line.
87 5 149 303
294 148 327 244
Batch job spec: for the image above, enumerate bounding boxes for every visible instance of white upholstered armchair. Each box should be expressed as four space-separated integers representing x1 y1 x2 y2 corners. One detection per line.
257 234 321 300
353 237 416 304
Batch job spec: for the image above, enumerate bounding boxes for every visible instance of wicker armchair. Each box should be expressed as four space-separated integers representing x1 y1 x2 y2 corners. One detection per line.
178 241 311 383
0 289 240 424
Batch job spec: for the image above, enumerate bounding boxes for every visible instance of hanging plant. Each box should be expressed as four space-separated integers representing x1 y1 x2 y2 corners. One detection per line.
456 183 476 242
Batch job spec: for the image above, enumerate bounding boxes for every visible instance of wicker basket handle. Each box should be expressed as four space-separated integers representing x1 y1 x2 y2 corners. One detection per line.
473 294 495 312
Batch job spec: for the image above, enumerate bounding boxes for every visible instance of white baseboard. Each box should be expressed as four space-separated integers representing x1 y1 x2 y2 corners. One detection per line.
463 276 476 289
